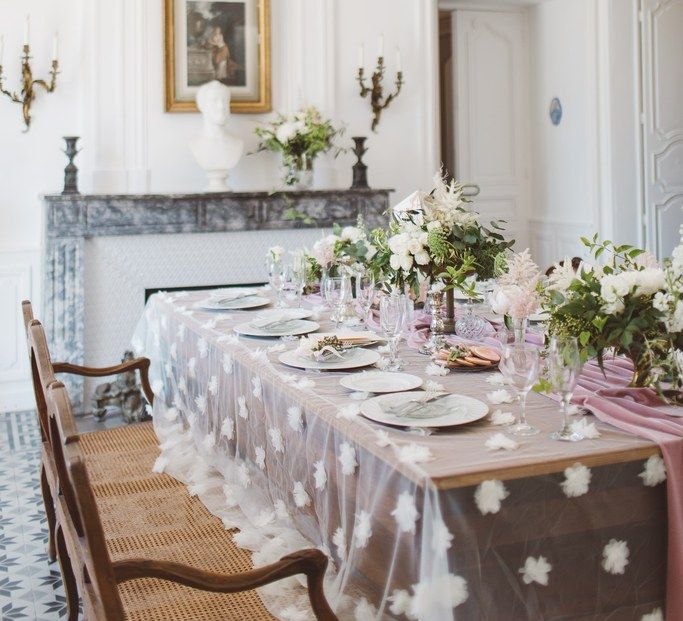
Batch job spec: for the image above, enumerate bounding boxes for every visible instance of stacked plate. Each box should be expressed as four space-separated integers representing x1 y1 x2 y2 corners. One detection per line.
195 288 270 311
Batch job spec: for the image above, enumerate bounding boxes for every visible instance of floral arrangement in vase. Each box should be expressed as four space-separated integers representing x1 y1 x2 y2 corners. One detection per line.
308 219 377 279
367 171 513 294
254 106 343 189
543 234 682 389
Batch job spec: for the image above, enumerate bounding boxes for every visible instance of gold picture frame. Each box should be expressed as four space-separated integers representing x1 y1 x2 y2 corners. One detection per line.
164 0 271 113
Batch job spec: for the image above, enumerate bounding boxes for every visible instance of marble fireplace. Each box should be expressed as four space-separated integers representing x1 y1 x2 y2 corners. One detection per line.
43 189 391 412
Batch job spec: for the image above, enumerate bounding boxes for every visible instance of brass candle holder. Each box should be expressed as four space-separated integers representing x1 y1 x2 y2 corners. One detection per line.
0 44 59 132
357 56 403 133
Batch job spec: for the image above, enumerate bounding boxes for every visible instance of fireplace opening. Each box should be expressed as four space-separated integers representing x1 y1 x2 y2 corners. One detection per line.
144 282 266 303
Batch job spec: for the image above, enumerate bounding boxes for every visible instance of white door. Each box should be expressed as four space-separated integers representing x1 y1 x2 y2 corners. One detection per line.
452 9 530 248
641 0 683 258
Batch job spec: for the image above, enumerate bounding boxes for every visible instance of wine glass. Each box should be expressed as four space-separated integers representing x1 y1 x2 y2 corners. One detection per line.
355 274 376 326
282 263 305 307
292 254 307 307
380 293 408 371
324 276 344 327
499 343 540 436
267 258 285 308
547 336 584 442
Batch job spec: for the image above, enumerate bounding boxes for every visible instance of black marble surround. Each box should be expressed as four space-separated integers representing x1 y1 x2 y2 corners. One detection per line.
43 189 392 411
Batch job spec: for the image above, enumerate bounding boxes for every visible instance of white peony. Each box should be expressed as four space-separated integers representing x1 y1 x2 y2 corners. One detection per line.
634 268 666 296
414 250 431 266
488 288 510 316
340 226 362 243
275 121 297 144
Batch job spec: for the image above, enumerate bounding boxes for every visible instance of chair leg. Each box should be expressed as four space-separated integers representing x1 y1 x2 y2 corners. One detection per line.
40 464 57 562
55 524 80 621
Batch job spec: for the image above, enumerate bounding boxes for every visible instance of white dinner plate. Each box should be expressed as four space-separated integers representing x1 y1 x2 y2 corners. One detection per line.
340 371 423 394
279 348 380 371
360 391 489 428
234 319 320 338
196 295 271 311
255 308 313 321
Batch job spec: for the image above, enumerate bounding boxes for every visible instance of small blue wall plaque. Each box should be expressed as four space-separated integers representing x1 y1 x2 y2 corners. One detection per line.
549 97 562 126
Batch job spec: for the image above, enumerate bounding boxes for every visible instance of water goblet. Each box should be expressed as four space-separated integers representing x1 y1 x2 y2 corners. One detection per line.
355 274 376 327
267 258 285 308
499 343 540 436
380 293 408 371
547 336 584 442
324 276 344 327
282 263 305 307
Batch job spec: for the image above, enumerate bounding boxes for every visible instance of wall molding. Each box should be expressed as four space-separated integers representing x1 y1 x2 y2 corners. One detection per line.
529 219 594 269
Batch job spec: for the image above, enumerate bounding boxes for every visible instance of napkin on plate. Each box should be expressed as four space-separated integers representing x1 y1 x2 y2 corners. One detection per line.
211 288 258 303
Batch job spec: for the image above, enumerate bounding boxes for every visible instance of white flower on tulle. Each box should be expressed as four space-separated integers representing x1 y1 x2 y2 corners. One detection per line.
561 463 591 498
255 445 266 469
274 499 289 521
177 323 186 342
602 539 630 574
170 343 178 360
570 417 601 439
487 389 514 404
332 526 346 560
164 361 173 379
252 377 262 401
237 395 249 419
391 491 419 533
354 597 377 621
178 377 188 394
485 432 519 451
337 403 360 420
250 348 268 364
173 392 183 410
188 357 196 378
490 409 515 425
388 589 412 616
201 318 218 331
354 510 373 548
639 454 667 486
520 556 552 586
424 380 445 392
151 379 164 396
220 417 234 440
202 433 215 451
641 608 664 621
287 406 303 432
410 574 469 617
292 481 311 508
349 391 370 400
431 519 454 555
311 459 327 490
375 429 392 448
162 407 178 422
268 343 286 353
296 377 316 390
208 375 218 396
268 427 284 453
339 443 357 475
223 333 239 345
222 352 233 375
486 373 512 386
395 443 434 464
223 484 239 507
253 509 275 527
425 362 450 376
194 394 207 415
474 479 509 515
237 463 251 487
281 607 309 621
279 372 298 384
152 455 168 473
197 337 208 358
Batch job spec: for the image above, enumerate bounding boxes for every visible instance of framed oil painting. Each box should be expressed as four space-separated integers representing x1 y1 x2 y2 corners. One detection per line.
164 0 271 113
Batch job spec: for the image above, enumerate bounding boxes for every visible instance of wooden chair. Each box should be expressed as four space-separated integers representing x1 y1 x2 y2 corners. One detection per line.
46 380 338 621
21 300 154 562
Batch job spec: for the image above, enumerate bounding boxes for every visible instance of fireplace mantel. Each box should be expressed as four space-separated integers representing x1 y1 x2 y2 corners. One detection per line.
43 188 392 411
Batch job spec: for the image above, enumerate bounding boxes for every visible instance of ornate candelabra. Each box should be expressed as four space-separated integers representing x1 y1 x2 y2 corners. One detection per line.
0 41 59 132
350 136 369 189
356 43 403 133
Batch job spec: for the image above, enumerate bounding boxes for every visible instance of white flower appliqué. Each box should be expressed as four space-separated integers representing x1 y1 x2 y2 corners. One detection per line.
251 377 262 401
254 445 266 470
375 429 392 447
313 460 327 491
354 598 377 621
410 574 469 617
296 377 316 390
425 362 450 376
485 432 519 451
641 608 664 621
570 417 601 439
207 375 218 396
151 380 164 396
336 403 360 420
388 589 412 616
391 491 419 533
639 454 666 486
487 389 515 404
354 510 373 548
490 409 515 425
561 463 591 498
292 481 311 508
339 443 357 476
222 352 233 375
287 406 303 432
237 463 251 488
194 395 208 415
602 539 629 574
332 526 346 561
220 417 234 440
268 427 284 453
170 342 178 360
395 443 434 464
237 395 249 419
474 479 509 515
187 357 196 378
519 556 552 586
197 337 208 358
431 519 454 555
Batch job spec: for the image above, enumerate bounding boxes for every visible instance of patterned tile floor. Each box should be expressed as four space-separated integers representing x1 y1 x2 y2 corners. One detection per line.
0 410 125 620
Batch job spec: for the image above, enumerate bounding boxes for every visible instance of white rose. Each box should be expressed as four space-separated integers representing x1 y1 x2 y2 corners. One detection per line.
634 268 665 297
408 237 423 255
365 244 377 261
275 121 297 144
341 226 361 243
603 299 626 315
414 250 431 266
426 221 442 231
388 233 410 255
653 291 670 313
488 288 510 316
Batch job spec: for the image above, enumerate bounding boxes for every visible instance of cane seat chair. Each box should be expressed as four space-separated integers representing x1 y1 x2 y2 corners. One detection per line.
45 381 337 621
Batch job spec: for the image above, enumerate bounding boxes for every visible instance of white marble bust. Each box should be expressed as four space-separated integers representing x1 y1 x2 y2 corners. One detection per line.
189 80 244 192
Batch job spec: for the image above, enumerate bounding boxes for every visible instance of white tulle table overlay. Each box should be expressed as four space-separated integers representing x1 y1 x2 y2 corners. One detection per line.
133 290 666 621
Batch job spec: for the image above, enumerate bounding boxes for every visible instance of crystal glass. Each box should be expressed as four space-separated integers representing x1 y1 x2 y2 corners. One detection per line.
547 336 584 441
499 343 540 436
284 255 306 307
355 274 376 326
324 276 344 327
419 289 446 355
267 258 285 308
455 299 488 340
380 293 408 371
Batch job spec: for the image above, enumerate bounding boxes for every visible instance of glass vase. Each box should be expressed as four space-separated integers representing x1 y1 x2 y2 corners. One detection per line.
419 290 446 355
626 346 654 388
512 317 528 344
281 153 314 190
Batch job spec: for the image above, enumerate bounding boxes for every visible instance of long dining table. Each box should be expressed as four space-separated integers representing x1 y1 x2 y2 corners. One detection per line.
134 288 668 621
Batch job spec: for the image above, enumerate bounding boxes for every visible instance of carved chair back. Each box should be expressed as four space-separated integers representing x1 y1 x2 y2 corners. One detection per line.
46 381 127 621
